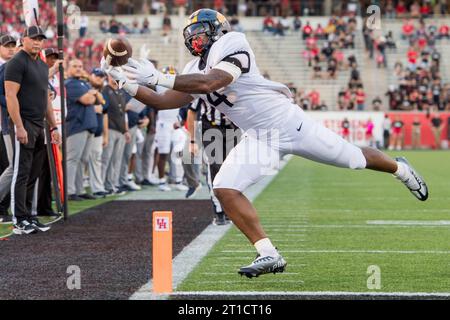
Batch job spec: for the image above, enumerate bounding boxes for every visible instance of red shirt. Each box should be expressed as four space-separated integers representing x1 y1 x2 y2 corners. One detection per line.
356 92 366 104
264 17 274 27
396 4 407 14
308 91 320 106
303 25 313 34
418 37 427 49
306 37 317 48
439 25 449 35
311 47 319 57
402 23 414 35
420 5 431 15
407 50 418 64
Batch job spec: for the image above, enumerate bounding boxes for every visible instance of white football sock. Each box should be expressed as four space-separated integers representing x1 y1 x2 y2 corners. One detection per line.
393 161 409 180
254 238 278 257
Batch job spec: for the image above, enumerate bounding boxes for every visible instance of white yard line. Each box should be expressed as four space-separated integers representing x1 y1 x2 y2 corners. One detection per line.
267 224 450 228
194 280 305 284
215 249 450 255
367 220 450 226
169 291 450 298
130 157 292 300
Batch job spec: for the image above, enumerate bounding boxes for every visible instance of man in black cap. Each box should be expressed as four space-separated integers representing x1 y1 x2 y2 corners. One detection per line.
0 34 17 223
4 26 61 235
0 35 16 66
87 67 109 197
31 48 63 218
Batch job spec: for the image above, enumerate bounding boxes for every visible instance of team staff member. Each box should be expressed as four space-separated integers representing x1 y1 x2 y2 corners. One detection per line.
119 98 149 191
0 34 17 222
101 75 131 194
65 59 99 201
176 105 202 199
88 68 109 197
33 48 62 217
4 26 61 235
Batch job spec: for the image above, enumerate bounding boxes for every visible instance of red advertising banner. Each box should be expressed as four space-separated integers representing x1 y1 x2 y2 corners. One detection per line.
386 112 450 149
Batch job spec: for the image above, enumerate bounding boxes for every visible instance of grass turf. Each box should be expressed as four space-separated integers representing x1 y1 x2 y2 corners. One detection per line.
0 195 118 238
177 151 450 293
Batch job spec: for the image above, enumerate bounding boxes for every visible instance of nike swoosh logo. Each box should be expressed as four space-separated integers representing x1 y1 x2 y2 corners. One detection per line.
296 122 303 132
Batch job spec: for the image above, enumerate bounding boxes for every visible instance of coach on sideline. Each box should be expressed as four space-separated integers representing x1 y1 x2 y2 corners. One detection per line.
4 26 61 235
65 59 100 201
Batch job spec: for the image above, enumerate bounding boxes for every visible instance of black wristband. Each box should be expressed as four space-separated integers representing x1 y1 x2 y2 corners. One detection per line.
50 127 58 132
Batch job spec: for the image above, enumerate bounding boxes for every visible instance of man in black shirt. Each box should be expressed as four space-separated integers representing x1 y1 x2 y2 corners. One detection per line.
4 26 61 235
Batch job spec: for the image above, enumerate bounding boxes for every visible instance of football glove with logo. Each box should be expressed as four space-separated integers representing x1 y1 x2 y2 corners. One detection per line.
106 66 139 97
123 58 176 89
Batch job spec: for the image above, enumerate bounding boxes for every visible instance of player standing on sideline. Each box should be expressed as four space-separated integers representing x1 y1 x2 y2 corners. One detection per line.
154 66 188 192
104 9 429 277
4 26 61 235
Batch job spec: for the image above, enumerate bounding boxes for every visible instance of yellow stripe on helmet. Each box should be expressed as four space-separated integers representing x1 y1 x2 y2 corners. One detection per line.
189 9 200 24
217 13 226 23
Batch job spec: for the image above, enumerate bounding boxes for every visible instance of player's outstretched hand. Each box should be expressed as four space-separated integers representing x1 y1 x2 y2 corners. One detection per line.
123 58 160 86
106 66 139 96
107 66 127 89
100 56 111 72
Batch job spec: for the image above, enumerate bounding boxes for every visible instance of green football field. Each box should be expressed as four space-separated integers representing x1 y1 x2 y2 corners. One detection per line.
177 151 450 293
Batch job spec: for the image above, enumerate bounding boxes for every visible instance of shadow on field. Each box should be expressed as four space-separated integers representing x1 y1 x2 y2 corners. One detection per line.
0 200 213 300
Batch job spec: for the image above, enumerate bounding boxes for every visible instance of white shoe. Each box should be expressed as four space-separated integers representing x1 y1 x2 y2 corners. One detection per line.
148 175 160 185
173 183 189 191
158 183 172 192
238 253 287 278
127 180 142 191
395 157 428 201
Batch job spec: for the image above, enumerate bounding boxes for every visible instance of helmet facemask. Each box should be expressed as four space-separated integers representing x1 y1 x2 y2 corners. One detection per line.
183 21 215 57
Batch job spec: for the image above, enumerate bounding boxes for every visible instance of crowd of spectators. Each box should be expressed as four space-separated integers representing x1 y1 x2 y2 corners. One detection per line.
98 13 174 44
0 0 105 71
300 16 357 82
385 18 450 111
383 0 449 19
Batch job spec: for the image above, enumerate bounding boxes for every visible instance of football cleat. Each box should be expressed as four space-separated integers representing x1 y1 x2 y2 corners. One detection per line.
238 254 287 278
395 157 429 201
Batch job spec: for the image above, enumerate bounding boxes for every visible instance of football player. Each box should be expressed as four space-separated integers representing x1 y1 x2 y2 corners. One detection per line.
103 9 429 278
154 66 188 192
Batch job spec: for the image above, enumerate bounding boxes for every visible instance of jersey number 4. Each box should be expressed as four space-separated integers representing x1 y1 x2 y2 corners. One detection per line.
206 91 234 108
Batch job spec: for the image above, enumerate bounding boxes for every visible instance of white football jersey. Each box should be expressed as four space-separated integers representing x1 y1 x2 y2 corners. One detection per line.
182 31 299 134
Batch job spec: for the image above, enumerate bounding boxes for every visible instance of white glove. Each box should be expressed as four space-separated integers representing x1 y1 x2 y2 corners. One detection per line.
123 58 176 89
107 67 139 97
100 56 111 72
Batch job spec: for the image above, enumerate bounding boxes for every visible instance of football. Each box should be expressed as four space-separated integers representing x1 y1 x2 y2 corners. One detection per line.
103 38 133 67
